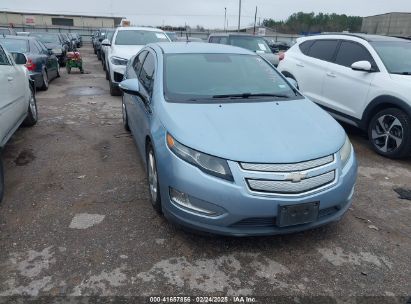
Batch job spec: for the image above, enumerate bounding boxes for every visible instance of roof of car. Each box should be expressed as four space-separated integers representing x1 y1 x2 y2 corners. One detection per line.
208 32 258 37
152 42 254 55
0 35 35 41
304 33 406 42
116 26 165 32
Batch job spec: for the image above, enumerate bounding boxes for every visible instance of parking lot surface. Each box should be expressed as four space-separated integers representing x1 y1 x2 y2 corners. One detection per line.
0 46 410 300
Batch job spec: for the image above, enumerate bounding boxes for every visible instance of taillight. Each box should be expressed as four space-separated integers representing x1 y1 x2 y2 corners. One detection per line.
25 58 36 71
279 52 285 61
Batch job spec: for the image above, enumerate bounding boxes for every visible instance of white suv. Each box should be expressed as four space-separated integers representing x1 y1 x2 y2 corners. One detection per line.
278 34 411 158
102 27 170 96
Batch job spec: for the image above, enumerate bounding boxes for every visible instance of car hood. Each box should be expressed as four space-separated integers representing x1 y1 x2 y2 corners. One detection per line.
160 98 346 163
112 45 144 60
389 73 411 83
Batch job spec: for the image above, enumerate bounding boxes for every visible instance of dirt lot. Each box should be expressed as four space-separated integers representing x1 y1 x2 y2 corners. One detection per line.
0 46 410 302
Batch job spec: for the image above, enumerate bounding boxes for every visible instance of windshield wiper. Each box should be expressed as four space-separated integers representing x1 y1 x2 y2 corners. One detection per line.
212 93 290 99
392 71 411 75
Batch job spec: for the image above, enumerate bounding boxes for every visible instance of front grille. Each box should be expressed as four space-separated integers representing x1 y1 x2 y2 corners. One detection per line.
230 217 276 228
113 72 124 83
247 171 335 194
240 155 334 172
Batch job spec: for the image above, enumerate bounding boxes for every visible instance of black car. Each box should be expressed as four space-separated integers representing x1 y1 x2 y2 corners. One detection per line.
264 39 290 53
95 29 110 60
68 33 82 48
29 32 68 66
0 35 59 90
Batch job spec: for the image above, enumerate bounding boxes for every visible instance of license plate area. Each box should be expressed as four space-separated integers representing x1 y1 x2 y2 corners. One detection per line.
278 202 319 227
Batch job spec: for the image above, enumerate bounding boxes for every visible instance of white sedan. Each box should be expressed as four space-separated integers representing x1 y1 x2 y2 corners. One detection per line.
0 44 38 202
102 26 170 96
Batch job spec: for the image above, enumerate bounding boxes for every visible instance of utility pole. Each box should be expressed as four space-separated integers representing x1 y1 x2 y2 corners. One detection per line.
253 6 257 35
224 7 227 31
238 0 242 32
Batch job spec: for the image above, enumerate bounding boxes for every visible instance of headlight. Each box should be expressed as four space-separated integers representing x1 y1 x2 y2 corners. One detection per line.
166 133 233 181
110 56 128 65
52 48 62 55
340 136 352 168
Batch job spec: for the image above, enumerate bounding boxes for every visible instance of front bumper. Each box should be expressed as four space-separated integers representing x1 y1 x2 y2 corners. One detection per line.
109 64 126 84
157 142 358 236
29 72 43 89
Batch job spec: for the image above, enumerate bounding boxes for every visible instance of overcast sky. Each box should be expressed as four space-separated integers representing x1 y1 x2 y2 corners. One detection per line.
2 0 411 28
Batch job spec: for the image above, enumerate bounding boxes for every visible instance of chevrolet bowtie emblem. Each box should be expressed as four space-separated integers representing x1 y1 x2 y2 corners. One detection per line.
285 172 307 183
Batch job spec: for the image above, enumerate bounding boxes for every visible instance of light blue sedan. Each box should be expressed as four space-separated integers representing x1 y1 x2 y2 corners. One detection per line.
119 42 358 236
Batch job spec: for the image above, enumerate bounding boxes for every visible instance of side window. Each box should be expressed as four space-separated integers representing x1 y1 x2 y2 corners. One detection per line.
209 37 219 43
36 41 48 54
0 45 10 65
219 37 228 44
30 40 42 54
335 41 376 68
308 40 339 62
133 50 148 77
139 52 155 94
299 40 315 55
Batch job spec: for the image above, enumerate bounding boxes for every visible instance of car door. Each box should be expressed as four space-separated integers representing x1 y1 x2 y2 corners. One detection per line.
321 40 377 120
133 51 156 158
125 51 148 155
293 39 339 103
37 40 58 78
0 46 25 146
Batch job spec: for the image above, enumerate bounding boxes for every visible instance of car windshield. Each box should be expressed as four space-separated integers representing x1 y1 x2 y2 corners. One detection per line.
166 32 178 41
30 33 60 44
229 36 273 54
0 38 29 53
371 40 411 74
115 30 169 45
164 53 296 102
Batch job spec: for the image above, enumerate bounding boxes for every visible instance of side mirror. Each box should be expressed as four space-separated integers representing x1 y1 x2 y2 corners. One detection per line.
11 52 27 64
119 79 140 96
351 61 372 72
101 39 111 46
47 49 53 55
99 37 104 42
286 77 299 90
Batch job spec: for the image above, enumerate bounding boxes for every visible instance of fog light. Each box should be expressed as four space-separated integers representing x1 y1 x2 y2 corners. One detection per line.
170 188 217 216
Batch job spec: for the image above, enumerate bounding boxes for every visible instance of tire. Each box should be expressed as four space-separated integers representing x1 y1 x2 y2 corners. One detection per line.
22 87 38 127
122 96 130 131
109 78 121 96
56 67 60 78
146 143 162 214
97 50 101 61
105 67 109 80
66 66 71 74
368 108 411 158
0 156 4 203
94 48 97 54
102 58 106 71
40 69 49 91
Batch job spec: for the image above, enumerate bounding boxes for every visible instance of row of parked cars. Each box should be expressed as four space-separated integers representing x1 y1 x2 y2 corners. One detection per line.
0 29 83 202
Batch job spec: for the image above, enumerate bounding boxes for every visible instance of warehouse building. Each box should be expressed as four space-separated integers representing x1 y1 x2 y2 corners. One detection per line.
361 12 411 37
0 10 123 29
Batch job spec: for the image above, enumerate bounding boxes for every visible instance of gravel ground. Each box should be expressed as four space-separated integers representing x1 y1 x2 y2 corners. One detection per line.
0 46 410 303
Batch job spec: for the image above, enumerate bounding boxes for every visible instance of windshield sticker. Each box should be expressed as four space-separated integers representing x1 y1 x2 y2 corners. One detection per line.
258 43 267 51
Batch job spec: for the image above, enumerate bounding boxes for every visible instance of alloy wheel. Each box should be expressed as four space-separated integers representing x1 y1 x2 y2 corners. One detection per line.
371 114 403 153
29 90 37 120
43 70 49 88
148 150 158 203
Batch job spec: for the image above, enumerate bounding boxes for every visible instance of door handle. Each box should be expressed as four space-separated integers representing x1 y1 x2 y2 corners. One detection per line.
296 62 304 67
326 72 336 78
7 76 14 81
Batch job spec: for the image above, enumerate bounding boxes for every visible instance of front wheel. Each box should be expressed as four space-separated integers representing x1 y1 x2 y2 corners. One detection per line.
122 97 130 131
368 108 411 158
147 144 162 214
23 87 38 127
40 69 49 91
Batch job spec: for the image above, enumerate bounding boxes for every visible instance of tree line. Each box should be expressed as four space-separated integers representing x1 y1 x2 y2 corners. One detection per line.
263 12 363 34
